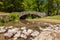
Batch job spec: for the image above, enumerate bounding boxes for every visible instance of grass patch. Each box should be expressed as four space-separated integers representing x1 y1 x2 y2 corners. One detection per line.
41 15 60 20
26 15 60 24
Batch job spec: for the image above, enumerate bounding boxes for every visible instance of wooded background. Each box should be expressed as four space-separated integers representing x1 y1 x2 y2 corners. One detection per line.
0 0 60 16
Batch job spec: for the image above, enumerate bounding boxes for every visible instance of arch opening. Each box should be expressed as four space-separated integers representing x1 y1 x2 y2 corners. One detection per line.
20 14 41 19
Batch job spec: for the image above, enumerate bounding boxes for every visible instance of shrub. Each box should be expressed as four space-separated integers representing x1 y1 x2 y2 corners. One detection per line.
9 13 20 21
26 14 40 19
1 17 9 23
0 18 3 26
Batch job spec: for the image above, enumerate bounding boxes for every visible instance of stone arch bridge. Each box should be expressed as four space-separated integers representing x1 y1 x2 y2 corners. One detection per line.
14 11 47 17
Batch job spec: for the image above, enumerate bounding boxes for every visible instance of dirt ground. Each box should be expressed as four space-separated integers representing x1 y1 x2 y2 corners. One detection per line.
0 34 13 40
26 19 60 24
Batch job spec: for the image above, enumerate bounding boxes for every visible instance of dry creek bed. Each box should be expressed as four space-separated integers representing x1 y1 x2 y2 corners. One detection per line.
0 22 60 40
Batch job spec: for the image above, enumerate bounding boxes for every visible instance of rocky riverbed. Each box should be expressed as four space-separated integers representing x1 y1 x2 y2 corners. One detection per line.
0 22 60 40
0 26 40 40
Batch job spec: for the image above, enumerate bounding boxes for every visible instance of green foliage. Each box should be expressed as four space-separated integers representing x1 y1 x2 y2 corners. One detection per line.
0 0 60 16
22 0 37 11
9 13 20 21
0 13 20 26
0 18 3 26
1 17 9 23
0 0 23 12
27 14 32 19
26 14 40 19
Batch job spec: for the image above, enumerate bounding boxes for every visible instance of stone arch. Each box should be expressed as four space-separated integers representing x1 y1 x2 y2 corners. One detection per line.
20 13 41 19
14 11 47 19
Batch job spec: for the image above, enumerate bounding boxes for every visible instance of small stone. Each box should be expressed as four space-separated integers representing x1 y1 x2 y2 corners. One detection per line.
27 29 33 35
14 31 21 38
31 31 39 37
8 26 13 29
21 27 26 30
0 29 6 33
22 29 27 35
4 32 13 38
21 34 27 39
